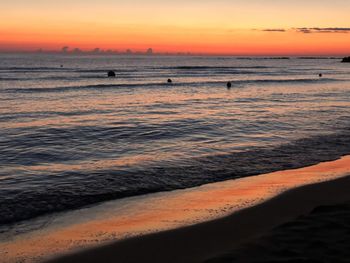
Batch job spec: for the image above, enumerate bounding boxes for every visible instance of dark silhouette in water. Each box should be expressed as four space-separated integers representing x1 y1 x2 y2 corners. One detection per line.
342 57 350 63
167 79 172 83
108 71 116 77
227 82 232 89
60 65 63 68
319 73 323 77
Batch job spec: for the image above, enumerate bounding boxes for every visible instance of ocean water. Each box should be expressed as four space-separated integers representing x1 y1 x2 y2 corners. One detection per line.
1 54 350 226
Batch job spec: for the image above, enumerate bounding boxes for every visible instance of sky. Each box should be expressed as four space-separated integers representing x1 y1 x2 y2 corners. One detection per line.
1 0 350 55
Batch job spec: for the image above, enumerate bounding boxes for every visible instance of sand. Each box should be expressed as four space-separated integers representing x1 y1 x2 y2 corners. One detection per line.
46 158 350 263
206 202 350 262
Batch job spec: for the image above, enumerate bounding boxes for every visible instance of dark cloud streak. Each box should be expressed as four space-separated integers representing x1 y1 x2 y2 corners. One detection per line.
296 27 350 33
261 29 286 32
258 27 350 34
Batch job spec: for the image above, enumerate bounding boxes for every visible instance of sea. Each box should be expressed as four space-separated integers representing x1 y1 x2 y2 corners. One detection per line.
1 54 350 228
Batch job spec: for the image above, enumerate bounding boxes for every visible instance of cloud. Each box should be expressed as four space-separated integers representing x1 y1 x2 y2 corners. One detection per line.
261 29 286 32
256 27 350 34
61 46 69 53
296 27 350 33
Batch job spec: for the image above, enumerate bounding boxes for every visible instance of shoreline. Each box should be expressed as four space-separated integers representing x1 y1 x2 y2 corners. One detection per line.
47 173 350 263
45 157 350 263
1 156 350 263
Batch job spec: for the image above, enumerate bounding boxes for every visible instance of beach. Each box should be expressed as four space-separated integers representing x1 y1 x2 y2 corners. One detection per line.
46 158 350 263
207 202 350 262
0 156 349 262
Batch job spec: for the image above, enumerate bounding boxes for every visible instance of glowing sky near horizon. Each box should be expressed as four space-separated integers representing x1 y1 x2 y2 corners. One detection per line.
1 0 350 55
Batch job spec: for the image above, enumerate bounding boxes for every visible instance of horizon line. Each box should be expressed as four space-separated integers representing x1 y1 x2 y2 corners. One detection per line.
0 50 348 57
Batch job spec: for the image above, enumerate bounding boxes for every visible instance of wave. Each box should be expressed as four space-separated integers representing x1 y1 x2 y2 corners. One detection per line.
1 129 350 226
0 109 114 122
0 71 266 82
3 78 341 93
0 75 109 81
168 66 272 69
0 65 271 71
0 67 71 73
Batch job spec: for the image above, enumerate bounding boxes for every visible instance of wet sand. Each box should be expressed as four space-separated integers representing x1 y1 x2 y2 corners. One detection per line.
45 156 350 263
1 156 350 263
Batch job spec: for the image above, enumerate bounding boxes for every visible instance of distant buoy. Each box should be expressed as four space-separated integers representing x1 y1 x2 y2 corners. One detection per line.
60 65 63 68
108 71 116 77
227 82 232 89
319 73 323 78
167 79 172 83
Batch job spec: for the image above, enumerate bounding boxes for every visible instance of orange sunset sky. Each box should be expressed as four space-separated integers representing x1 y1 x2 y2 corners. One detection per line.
1 0 350 55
